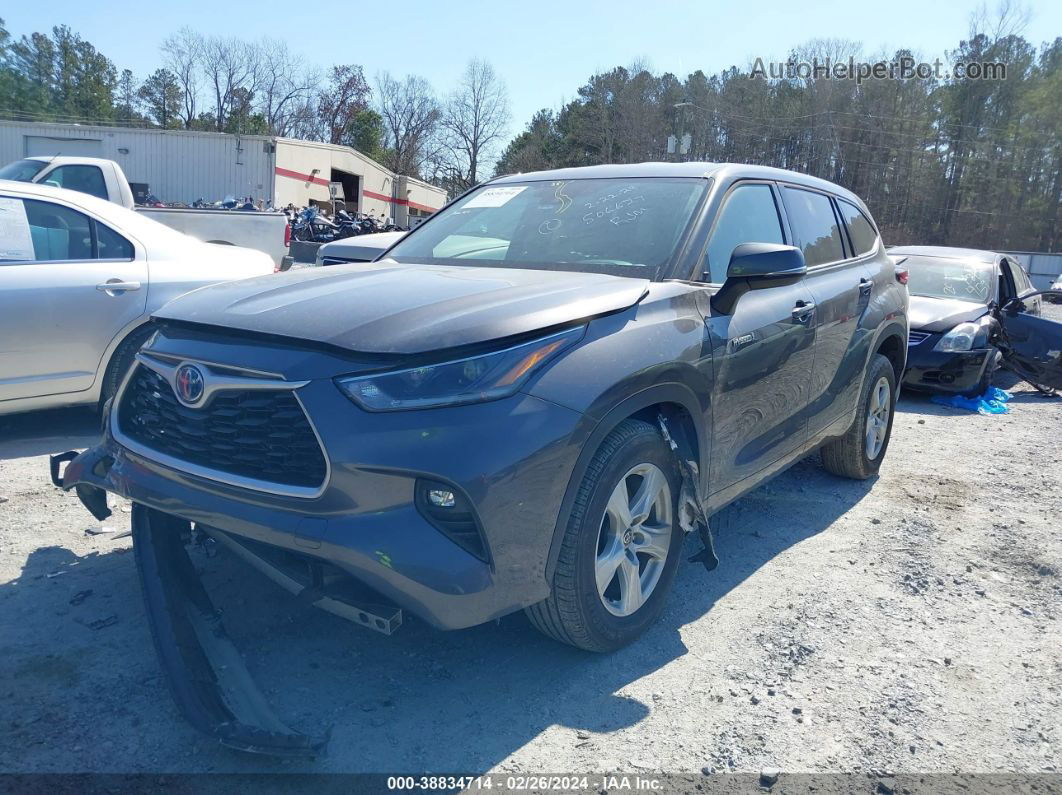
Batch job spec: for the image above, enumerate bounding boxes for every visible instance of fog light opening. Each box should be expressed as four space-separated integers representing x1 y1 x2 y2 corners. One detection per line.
428 489 456 508
415 479 490 563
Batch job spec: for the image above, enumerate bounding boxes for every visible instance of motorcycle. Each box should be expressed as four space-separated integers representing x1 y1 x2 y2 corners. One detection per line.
290 206 338 243
334 209 361 239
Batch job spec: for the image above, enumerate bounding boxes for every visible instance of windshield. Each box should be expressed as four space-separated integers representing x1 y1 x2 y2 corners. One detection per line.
0 159 47 182
384 178 708 279
903 255 995 304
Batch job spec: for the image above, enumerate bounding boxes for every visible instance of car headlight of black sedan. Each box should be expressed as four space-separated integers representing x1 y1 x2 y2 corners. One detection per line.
932 318 991 352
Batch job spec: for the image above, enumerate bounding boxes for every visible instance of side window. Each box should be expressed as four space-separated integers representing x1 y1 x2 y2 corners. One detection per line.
95 221 134 260
704 184 785 283
23 199 94 261
43 165 109 201
837 199 879 257
782 187 845 267
1007 260 1031 294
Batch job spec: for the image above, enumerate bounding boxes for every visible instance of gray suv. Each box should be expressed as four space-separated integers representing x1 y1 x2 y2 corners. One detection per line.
56 162 908 755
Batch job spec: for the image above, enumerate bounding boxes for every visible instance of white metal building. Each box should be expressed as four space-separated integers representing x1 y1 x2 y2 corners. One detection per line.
0 120 447 227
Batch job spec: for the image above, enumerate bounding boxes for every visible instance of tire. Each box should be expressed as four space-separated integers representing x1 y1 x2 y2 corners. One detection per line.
99 324 156 410
820 353 897 480
526 419 683 652
961 350 1001 398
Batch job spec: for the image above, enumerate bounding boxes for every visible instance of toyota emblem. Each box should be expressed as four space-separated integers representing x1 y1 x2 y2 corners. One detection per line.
174 364 205 405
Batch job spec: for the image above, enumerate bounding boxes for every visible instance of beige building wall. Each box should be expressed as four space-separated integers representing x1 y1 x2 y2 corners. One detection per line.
273 138 447 224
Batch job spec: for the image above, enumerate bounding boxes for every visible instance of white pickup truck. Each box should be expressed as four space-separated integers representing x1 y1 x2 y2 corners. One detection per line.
0 156 289 265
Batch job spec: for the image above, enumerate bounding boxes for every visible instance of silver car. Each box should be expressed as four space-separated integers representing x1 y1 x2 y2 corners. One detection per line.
0 181 275 416
314 231 406 266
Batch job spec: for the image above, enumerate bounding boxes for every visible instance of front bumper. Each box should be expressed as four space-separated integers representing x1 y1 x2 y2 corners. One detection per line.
903 338 995 395
62 383 586 631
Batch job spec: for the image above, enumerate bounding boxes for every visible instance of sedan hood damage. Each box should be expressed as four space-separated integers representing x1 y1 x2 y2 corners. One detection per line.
153 262 650 355
908 295 989 333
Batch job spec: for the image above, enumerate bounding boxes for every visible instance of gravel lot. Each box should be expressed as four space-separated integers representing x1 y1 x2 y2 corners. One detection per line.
1 328 1060 776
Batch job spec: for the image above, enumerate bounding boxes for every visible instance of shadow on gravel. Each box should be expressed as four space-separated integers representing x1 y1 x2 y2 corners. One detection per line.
1 446 877 773
0 407 100 460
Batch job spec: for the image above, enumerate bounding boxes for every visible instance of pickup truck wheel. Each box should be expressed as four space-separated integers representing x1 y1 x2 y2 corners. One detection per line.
100 324 155 411
526 419 682 652
820 353 896 480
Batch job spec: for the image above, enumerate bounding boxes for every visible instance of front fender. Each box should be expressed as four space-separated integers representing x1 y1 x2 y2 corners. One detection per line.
542 381 710 580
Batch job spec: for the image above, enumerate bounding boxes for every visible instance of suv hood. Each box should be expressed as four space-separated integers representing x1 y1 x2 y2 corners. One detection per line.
909 295 989 333
153 262 650 354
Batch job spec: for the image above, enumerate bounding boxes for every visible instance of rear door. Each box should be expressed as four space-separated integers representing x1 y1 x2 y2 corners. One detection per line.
700 181 817 493
0 194 146 401
781 187 872 439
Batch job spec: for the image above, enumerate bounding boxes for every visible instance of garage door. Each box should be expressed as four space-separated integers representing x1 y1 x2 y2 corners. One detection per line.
25 136 103 158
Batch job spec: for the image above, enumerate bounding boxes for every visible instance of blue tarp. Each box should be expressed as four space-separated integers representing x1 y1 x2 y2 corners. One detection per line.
930 386 1013 415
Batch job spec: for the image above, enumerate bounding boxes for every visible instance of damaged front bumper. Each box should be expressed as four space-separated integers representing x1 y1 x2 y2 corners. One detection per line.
903 341 996 395
53 447 339 757
129 504 331 756
49 396 717 758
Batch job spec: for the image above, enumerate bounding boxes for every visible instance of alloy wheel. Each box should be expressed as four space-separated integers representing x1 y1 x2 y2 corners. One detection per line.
865 376 892 460
595 462 673 617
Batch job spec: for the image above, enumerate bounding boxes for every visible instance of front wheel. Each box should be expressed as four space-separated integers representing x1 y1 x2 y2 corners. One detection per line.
99 324 157 411
526 419 683 652
820 353 897 480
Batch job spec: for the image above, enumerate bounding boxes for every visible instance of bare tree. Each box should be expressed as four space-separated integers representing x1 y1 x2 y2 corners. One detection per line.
257 38 317 137
376 71 440 177
285 96 320 140
317 64 372 144
161 27 202 128
439 59 510 190
201 35 261 131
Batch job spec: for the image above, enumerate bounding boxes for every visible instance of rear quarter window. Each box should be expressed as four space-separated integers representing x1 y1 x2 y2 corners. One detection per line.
95 221 134 260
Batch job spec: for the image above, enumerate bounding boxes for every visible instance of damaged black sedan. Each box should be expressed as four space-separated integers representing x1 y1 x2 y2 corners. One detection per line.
54 163 910 756
892 245 1062 396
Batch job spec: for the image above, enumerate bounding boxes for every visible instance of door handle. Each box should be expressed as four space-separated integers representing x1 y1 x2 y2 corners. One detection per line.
792 301 816 323
859 278 873 296
96 280 141 293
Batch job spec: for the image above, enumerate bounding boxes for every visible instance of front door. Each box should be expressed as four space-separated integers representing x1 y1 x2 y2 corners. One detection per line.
0 195 146 402
699 181 816 493
998 291 1062 391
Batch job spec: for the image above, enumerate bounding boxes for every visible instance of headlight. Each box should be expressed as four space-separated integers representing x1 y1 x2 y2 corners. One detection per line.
933 321 988 352
336 327 584 411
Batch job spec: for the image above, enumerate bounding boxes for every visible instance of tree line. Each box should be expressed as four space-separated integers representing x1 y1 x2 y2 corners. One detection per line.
498 31 1061 252
0 20 509 193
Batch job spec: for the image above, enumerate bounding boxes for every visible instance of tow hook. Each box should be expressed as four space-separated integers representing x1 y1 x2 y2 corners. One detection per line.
656 414 718 572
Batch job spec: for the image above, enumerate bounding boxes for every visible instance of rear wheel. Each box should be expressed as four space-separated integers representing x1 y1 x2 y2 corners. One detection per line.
526 419 683 652
820 353 897 480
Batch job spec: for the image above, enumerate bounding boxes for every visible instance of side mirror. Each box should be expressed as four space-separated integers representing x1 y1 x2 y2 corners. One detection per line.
710 243 807 315
1005 290 1061 314
1001 297 1025 315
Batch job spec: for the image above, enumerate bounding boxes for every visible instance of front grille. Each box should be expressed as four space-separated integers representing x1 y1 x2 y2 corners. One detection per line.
117 365 327 491
908 330 931 346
